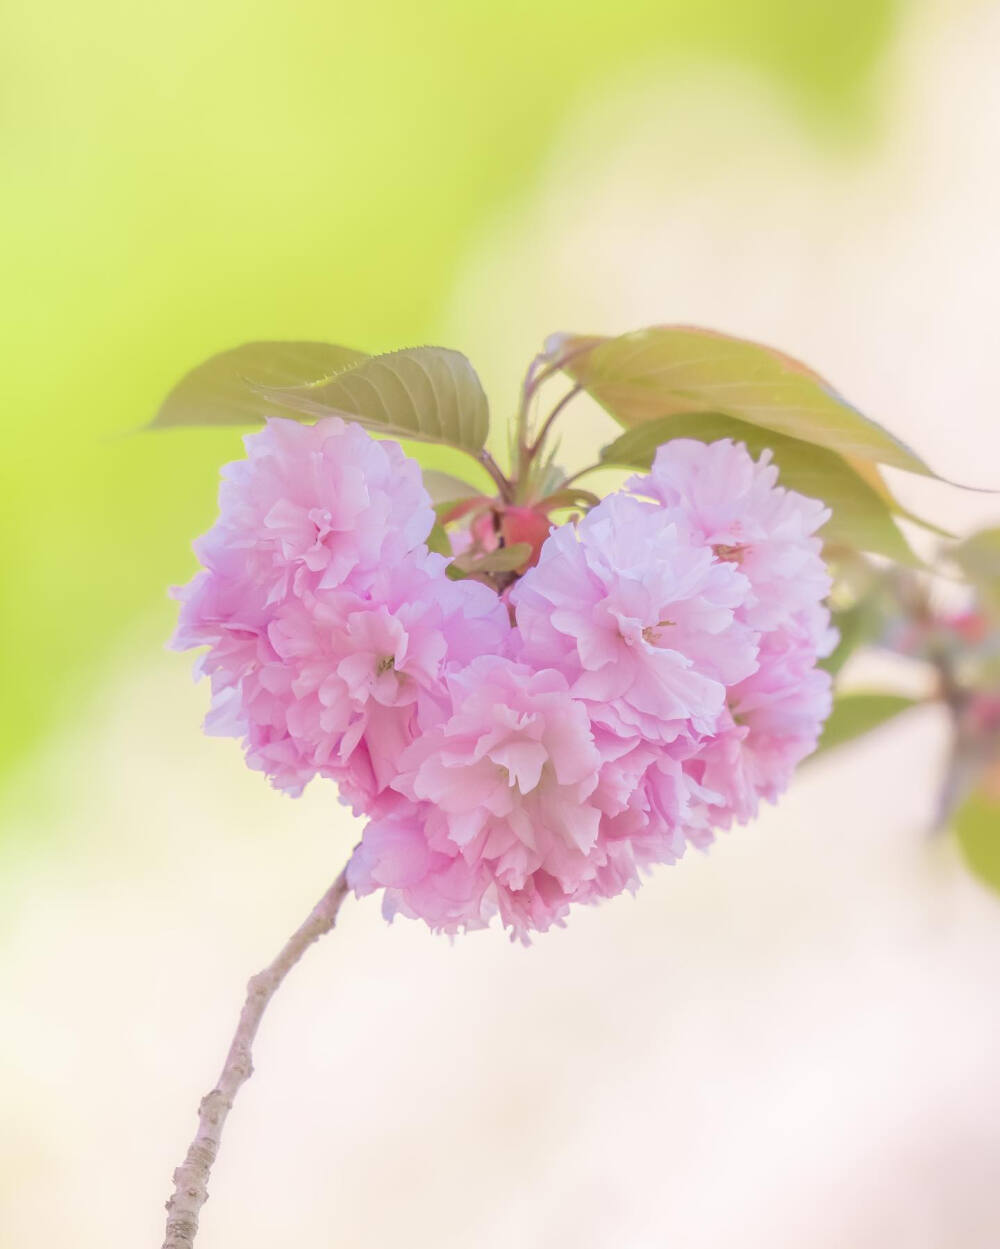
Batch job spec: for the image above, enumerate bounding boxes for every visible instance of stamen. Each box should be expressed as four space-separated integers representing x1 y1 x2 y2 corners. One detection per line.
713 543 747 564
642 620 675 643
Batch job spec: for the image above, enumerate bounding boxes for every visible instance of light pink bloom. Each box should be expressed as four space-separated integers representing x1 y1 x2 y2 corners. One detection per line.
190 551 510 806
347 806 496 933
374 655 604 936
570 731 725 904
263 556 511 806
171 420 510 805
685 623 833 832
192 417 434 606
621 439 834 836
175 423 835 940
628 438 832 631
510 492 759 743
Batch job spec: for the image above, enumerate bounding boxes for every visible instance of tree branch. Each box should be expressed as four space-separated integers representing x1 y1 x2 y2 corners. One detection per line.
162 865 351 1249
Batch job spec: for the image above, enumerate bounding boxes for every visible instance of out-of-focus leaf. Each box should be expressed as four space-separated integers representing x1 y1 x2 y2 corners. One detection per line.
254 346 490 453
537 460 570 498
953 528 1000 611
820 594 888 676
426 521 452 557
448 542 531 578
421 469 484 504
548 326 932 475
954 787 1000 894
436 498 491 528
814 691 921 756
538 487 601 511
844 456 954 538
603 411 917 564
152 341 368 427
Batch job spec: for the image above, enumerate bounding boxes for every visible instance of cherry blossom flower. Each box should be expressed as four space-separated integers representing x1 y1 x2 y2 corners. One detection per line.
174 420 834 939
510 492 759 743
390 656 603 926
191 417 434 606
684 624 833 833
628 438 831 631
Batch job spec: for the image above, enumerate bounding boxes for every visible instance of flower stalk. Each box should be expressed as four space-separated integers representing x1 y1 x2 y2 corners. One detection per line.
161 866 351 1249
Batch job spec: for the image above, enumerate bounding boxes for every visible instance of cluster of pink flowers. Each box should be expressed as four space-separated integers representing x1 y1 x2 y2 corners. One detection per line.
173 419 834 939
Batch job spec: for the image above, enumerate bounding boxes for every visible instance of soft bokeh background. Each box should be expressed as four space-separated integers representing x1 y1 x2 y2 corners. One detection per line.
4 0 1000 1244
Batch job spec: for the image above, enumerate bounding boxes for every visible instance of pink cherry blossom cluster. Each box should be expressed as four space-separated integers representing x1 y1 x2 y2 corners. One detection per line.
173 419 834 939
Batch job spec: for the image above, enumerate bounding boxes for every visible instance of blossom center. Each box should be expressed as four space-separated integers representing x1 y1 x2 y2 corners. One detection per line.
310 507 333 529
712 542 748 564
641 620 675 646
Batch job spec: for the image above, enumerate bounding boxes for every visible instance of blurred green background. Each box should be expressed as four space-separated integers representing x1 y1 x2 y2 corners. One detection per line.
1 0 900 803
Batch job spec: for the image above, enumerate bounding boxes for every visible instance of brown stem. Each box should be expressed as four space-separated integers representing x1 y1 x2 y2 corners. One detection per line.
558 461 604 489
162 866 351 1249
476 448 514 502
528 383 582 462
514 359 542 491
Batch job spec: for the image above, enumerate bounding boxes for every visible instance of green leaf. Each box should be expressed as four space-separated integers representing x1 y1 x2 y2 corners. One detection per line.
952 528 1000 611
151 341 368 428
814 691 921 756
449 542 532 577
820 595 887 677
254 345 490 453
426 520 452 558
538 487 602 511
954 787 1000 894
603 411 917 564
844 456 954 539
420 469 485 505
537 460 570 498
548 327 931 475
